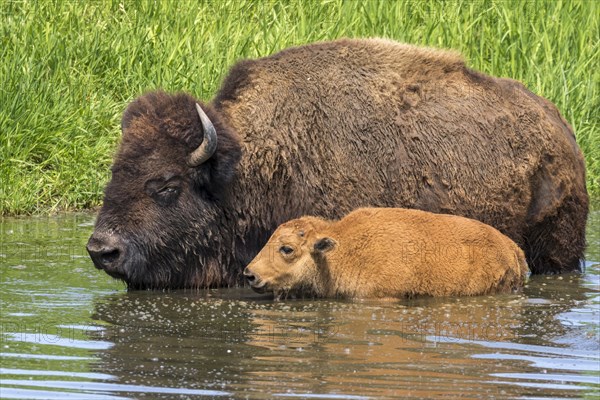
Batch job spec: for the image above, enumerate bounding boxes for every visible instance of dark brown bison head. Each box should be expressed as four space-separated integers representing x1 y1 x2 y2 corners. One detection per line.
87 92 242 289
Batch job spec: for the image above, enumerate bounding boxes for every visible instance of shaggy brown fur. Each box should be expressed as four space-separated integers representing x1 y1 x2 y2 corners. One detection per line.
88 38 588 289
244 208 529 300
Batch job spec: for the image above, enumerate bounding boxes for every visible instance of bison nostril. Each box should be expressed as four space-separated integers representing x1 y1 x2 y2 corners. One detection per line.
87 233 125 272
101 249 120 265
87 245 122 269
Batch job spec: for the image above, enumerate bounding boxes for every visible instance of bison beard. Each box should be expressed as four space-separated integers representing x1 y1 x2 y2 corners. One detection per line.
87 38 588 290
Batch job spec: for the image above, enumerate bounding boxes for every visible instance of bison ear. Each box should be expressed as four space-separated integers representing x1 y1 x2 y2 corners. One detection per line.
313 237 336 254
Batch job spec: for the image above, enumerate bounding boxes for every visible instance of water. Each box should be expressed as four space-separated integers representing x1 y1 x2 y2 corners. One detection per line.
1 211 599 399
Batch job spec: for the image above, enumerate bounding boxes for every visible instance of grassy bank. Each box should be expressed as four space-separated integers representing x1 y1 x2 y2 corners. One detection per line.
1 0 598 215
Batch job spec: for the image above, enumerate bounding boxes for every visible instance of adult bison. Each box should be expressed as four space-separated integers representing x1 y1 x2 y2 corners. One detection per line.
87 38 588 290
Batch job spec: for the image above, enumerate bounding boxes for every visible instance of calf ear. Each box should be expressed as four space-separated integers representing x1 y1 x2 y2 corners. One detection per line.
313 237 336 254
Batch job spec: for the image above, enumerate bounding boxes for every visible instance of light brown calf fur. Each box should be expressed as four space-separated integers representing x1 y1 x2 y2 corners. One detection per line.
244 208 529 300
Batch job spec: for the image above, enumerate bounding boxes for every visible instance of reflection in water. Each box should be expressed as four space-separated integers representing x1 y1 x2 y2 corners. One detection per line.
0 212 599 399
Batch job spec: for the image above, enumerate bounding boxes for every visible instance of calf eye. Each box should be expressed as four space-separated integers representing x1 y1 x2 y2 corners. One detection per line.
279 246 294 255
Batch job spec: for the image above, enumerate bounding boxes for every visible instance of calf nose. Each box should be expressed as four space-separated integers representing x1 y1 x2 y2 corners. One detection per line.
86 233 124 272
243 267 256 284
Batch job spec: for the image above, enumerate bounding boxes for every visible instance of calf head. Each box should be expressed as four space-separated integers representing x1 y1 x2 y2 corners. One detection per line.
244 217 336 299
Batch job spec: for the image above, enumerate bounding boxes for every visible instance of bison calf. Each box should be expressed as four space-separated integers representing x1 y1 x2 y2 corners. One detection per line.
244 208 529 300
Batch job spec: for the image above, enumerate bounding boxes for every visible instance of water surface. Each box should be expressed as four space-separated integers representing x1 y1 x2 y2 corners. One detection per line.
1 211 599 399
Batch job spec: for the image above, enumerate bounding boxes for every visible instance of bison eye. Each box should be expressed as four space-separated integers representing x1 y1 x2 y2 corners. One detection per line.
150 185 181 206
145 176 182 206
279 245 294 256
158 187 178 195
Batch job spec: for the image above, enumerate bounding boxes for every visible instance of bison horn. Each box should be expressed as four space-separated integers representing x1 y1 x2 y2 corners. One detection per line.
188 103 218 167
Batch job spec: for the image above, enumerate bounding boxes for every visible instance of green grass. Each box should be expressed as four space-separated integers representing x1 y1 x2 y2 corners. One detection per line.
1 0 598 215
